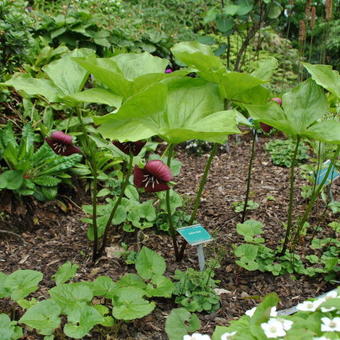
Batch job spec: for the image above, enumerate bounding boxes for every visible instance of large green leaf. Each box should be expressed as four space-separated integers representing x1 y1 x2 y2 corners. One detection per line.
135 247 166 280
112 52 168 81
90 276 117 298
303 62 340 98
165 308 201 340
49 283 93 319
305 120 340 144
4 270 43 301
3 75 62 102
67 88 122 107
251 57 278 81
245 80 337 142
19 300 61 336
63 306 104 339
111 287 155 320
74 56 131 97
282 79 328 134
171 41 225 83
95 78 240 144
145 275 174 298
74 52 169 99
43 49 93 96
52 262 79 285
219 72 265 100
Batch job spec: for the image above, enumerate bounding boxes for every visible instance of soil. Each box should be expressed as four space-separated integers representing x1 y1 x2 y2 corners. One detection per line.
0 133 339 339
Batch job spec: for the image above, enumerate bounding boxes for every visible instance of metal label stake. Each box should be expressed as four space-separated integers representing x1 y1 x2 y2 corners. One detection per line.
177 224 213 271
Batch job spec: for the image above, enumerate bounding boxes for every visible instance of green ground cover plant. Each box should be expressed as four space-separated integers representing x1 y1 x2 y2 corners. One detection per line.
265 139 309 167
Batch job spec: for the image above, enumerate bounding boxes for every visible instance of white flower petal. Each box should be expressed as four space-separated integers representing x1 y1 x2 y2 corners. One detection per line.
279 318 293 331
245 307 256 317
221 331 237 340
261 318 286 338
270 307 278 317
296 300 323 312
321 317 340 332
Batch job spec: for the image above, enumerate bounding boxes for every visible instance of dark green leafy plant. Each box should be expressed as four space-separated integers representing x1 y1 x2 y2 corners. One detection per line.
234 220 339 280
232 200 259 213
0 0 34 80
0 123 81 201
265 139 309 167
173 263 220 313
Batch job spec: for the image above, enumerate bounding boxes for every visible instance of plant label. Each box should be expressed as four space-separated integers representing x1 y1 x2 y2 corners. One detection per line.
177 224 212 246
177 225 213 271
315 160 340 185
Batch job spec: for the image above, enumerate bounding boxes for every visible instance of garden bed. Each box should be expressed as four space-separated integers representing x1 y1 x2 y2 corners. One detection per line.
0 134 337 339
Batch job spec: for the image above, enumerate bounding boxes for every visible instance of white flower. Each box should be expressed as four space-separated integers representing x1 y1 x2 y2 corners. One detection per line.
277 318 293 331
270 307 278 317
183 333 211 340
318 291 338 313
246 306 277 318
221 331 236 340
261 318 286 338
313 337 331 340
320 317 340 332
245 307 256 317
296 299 323 312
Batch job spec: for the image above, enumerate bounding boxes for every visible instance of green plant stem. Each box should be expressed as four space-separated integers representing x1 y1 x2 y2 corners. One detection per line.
178 143 218 260
165 144 179 260
292 146 340 246
241 130 257 223
311 141 322 199
99 153 134 257
279 136 301 256
77 108 99 262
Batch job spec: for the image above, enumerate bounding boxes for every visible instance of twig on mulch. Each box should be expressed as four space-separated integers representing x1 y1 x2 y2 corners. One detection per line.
0 230 27 244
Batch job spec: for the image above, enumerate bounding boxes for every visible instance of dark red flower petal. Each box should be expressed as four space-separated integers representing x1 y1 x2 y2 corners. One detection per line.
144 181 170 193
144 160 172 182
51 131 73 145
260 122 273 133
271 97 282 105
134 166 146 188
63 144 81 156
46 132 81 156
113 141 146 156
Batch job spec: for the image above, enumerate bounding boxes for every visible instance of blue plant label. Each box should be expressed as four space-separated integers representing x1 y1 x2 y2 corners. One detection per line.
315 160 340 185
177 224 212 246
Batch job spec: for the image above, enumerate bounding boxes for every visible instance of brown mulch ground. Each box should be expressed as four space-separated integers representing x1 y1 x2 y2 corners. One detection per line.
0 134 339 339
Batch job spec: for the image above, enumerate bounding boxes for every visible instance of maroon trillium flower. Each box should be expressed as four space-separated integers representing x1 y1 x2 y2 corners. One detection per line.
112 141 146 156
134 160 173 192
271 97 282 105
46 131 81 156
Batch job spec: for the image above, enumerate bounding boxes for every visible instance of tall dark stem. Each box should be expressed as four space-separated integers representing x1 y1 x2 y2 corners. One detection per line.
291 146 340 246
98 154 134 257
77 108 98 262
178 143 218 260
279 136 301 256
241 130 257 223
165 144 179 260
